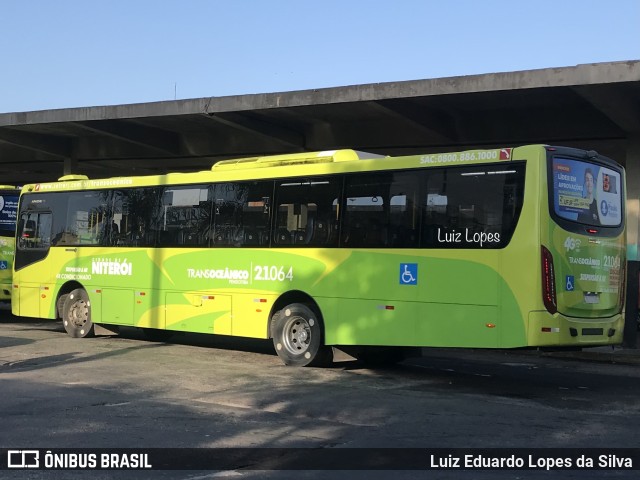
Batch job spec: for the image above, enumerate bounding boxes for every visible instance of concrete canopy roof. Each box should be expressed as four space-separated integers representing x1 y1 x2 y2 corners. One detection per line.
0 60 639 185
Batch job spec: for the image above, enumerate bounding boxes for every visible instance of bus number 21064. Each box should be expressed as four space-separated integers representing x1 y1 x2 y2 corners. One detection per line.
254 265 294 282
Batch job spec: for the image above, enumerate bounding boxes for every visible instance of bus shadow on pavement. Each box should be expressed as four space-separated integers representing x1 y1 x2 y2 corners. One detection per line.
0 335 35 348
0 342 167 373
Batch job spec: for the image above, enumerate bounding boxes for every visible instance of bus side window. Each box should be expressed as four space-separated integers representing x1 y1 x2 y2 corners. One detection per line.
18 213 52 250
23 220 36 238
388 172 420 248
238 183 272 247
342 172 387 248
112 187 163 247
274 178 340 248
158 185 211 247
420 165 525 248
342 171 421 248
212 182 271 248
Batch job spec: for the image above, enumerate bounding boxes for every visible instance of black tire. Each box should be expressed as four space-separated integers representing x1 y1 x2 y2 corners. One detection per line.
271 303 332 367
56 294 69 319
62 288 94 338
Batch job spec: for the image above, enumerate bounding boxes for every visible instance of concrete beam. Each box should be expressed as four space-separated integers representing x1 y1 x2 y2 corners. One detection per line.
0 128 71 159
204 112 305 150
72 120 182 156
369 99 457 142
571 85 640 133
1 61 638 126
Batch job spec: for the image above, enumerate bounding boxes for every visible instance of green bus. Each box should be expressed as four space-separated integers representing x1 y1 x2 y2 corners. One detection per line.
12 145 626 366
0 186 20 302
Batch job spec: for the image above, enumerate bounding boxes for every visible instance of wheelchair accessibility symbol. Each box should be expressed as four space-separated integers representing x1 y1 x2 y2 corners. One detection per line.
566 275 574 292
400 263 418 285
0 261 7 270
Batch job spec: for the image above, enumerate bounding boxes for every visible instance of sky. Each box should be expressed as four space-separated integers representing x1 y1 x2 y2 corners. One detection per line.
2 0 639 114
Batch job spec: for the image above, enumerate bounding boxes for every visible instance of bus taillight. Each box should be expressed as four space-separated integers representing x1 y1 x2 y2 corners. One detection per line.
618 261 626 314
541 246 557 314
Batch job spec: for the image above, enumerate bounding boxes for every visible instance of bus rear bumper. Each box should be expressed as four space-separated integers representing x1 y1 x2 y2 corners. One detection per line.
528 311 624 347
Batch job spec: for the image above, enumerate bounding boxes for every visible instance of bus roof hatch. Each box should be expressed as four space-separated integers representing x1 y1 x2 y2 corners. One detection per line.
211 150 381 171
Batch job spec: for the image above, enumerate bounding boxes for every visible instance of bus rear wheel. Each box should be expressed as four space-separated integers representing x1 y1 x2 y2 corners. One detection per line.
272 303 332 367
62 288 94 338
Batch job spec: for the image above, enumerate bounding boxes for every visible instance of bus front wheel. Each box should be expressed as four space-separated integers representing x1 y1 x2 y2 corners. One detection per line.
62 288 94 338
272 303 332 367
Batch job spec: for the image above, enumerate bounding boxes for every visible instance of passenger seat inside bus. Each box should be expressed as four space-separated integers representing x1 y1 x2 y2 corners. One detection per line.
243 228 263 246
344 218 388 247
274 228 293 245
293 229 308 244
309 218 329 245
180 230 199 245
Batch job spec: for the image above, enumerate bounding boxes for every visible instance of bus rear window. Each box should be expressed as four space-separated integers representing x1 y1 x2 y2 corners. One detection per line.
551 157 622 227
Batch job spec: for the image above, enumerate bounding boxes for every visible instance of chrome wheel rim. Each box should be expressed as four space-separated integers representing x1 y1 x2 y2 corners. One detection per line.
282 315 311 355
68 298 88 328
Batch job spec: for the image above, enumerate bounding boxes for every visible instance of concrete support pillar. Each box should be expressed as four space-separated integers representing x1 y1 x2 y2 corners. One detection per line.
623 136 640 347
63 151 78 176
626 136 640 261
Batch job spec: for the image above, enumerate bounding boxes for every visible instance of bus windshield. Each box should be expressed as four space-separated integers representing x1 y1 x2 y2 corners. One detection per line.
551 157 622 227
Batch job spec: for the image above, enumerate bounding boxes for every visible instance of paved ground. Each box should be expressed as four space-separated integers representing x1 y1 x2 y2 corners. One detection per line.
1 307 639 480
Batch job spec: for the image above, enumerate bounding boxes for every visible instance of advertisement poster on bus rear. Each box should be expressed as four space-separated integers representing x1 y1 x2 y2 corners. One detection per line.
0 195 18 229
552 158 621 226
